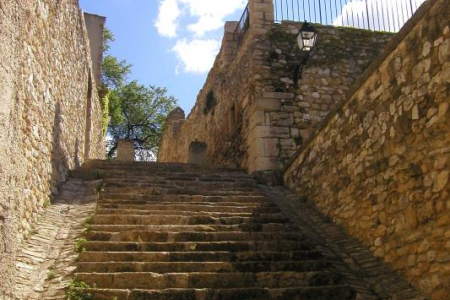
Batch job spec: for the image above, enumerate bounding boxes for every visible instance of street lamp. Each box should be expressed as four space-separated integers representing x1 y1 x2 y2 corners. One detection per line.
297 22 317 52
296 22 317 80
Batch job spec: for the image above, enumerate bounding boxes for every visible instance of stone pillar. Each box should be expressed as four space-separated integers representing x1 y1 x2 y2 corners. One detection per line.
248 0 274 34
188 141 208 166
117 139 134 161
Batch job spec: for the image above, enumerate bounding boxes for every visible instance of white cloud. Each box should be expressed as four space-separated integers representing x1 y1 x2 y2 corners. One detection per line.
178 0 247 36
155 0 247 74
155 0 181 38
333 0 426 32
172 39 221 74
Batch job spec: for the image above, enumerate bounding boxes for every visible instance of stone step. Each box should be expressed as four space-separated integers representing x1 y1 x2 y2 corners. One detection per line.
89 285 355 300
75 271 341 289
76 260 329 273
100 187 265 197
103 178 258 189
77 250 323 263
98 194 270 203
103 174 254 182
88 223 293 233
91 214 289 226
94 208 255 218
83 240 313 252
93 204 280 214
82 159 247 173
85 231 305 242
98 198 278 209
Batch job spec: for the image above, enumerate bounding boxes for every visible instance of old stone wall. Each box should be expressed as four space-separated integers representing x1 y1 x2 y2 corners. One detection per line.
158 0 391 173
284 0 450 298
0 0 104 296
249 23 392 171
158 20 261 168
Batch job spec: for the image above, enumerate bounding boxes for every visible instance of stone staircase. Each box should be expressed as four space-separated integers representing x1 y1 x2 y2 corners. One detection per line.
72 160 357 300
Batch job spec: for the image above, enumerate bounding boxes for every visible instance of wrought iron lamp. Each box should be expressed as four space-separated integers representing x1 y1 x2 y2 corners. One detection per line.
296 22 317 52
295 22 317 79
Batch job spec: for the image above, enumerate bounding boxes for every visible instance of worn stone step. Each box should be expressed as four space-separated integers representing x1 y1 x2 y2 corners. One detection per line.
77 250 323 263
83 240 313 252
77 260 329 274
91 214 289 226
98 194 270 203
93 204 279 214
103 178 258 189
75 271 341 289
94 208 255 218
97 200 275 208
103 174 253 182
89 285 355 300
101 187 265 197
88 223 293 233
85 231 304 242
83 159 247 173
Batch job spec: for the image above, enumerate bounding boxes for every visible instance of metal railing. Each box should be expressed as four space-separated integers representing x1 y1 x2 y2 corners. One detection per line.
274 0 426 32
235 3 250 45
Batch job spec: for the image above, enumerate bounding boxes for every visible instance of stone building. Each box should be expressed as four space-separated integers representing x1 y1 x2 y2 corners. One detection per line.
0 0 105 295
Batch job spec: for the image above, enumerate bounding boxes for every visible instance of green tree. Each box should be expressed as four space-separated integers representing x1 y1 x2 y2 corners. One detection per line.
102 28 131 90
101 28 177 160
107 81 176 160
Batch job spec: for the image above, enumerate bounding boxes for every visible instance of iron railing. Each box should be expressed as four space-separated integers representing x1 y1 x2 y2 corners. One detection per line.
235 3 250 45
274 0 426 32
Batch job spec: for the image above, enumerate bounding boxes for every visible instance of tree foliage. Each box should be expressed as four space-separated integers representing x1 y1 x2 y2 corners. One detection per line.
107 82 176 160
101 28 177 160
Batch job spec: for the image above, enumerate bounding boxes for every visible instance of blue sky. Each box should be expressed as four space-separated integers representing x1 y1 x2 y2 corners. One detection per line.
79 0 247 114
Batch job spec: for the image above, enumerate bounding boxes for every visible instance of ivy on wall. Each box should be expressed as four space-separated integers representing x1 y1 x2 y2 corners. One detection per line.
97 85 110 137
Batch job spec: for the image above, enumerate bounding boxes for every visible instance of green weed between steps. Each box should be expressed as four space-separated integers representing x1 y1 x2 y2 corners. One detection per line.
84 215 93 226
67 280 93 300
74 237 87 254
46 270 56 281
43 199 51 208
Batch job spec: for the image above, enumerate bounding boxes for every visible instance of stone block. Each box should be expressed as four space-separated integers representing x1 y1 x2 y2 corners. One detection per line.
254 99 281 112
250 156 281 173
117 139 135 161
248 126 270 142
269 112 294 126
263 92 295 99
188 141 208 166
249 111 266 130
263 138 280 157
248 137 266 158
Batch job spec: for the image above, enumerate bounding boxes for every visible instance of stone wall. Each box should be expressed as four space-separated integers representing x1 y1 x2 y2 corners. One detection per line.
158 0 391 174
284 0 450 298
248 23 391 172
0 0 104 296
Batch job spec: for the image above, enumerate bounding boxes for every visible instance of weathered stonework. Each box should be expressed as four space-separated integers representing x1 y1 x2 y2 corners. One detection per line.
0 0 104 296
158 0 391 174
284 0 450 299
